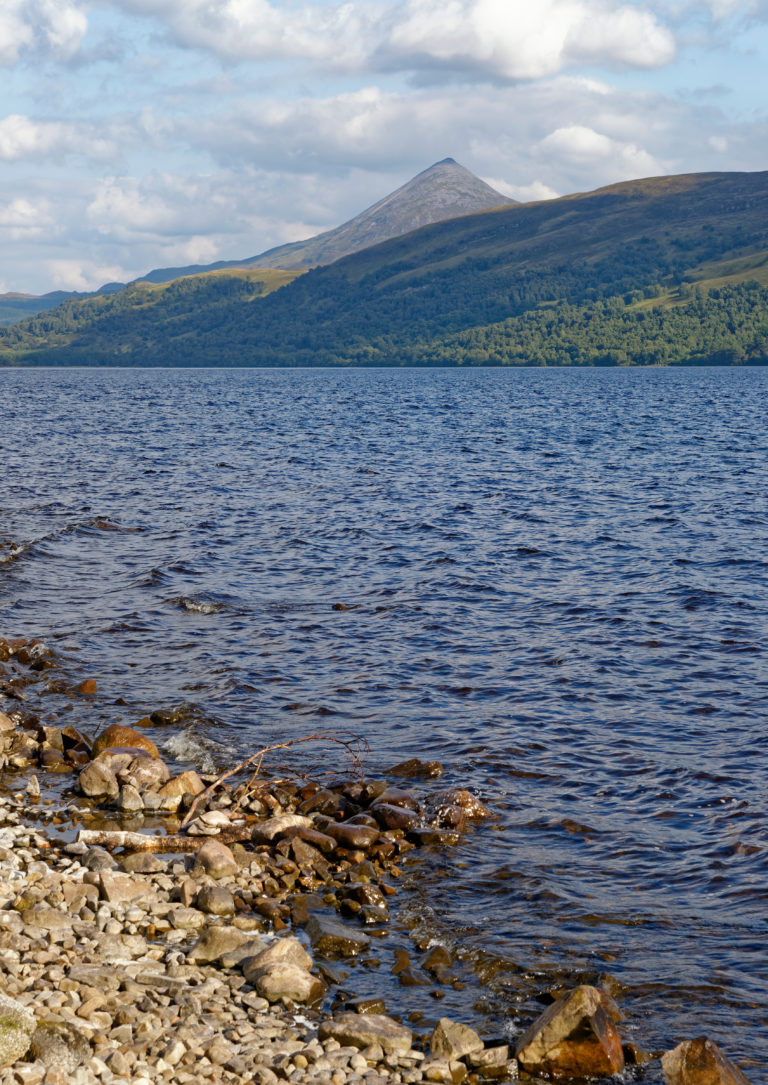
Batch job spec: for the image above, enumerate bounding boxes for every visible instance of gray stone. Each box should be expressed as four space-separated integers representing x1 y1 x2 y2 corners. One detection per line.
0 991 36 1069
251 962 325 1004
78 760 119 799
251 814 313 843
318 1013 413 1057
196 885 235 915
187 925 251 964
241 936 313 981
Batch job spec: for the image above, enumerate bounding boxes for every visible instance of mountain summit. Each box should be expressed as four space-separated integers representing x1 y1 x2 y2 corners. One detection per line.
137 159 516 284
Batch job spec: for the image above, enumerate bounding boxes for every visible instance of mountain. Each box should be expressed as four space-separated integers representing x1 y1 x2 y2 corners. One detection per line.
2 170 767 367
0 282 126 326
135 158 517 284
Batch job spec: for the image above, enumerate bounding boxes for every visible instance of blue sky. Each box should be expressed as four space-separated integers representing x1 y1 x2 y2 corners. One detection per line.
1 0 766 294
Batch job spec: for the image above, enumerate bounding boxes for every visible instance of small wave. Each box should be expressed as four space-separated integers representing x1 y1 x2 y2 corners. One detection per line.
0 540 29 565
163 726 237 774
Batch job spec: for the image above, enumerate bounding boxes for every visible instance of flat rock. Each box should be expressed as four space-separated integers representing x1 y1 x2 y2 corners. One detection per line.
0 991 36 1069
306 914 371 958
661 1037 752 1085
323 821 380 850
515 985 624 1078
158 770 206 800
99 870 151 905
431 1019 484 1060
318 1013 413 1056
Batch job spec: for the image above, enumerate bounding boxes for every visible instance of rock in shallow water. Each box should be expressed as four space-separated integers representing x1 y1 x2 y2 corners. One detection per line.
661 1037 752 1085
515 984 624 1078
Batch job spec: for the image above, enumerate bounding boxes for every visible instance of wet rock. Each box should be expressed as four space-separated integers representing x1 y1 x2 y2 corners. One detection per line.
433 789 490 819
388 758 443 779
78 759 119 799
192 838 239 880
407 827 461 847
430 806 467 832
196 884 235 915
0 710 15 732
75 679 98 696
318 1013 413 1056
306 914 371 958
28 1021 91 1070
661 1037 752 1085
375 787 422 812
431 1019 484 1060
324 821 380 850
0 991 36 1068
371 803 421 831
515 985 625 1078
282 825 337 854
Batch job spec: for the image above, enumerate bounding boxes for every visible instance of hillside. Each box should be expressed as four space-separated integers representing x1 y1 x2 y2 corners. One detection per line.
1 170 767 367
135 158 516 284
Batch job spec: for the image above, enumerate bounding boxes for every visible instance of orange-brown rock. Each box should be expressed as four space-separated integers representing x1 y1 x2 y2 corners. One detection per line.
433 789 490 819
91 724 159 759
515 985 624 1079
76 679 98 696
158 770 205 800
661 1037 752 1085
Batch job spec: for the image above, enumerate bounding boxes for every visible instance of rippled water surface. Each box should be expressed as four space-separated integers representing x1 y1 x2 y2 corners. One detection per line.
2 366 767 1079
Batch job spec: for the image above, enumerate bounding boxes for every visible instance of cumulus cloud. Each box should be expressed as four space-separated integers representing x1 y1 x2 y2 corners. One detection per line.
46 258 131 292
538 123 665 178
106 0 675 78
0 196 53 239
0 0 87 65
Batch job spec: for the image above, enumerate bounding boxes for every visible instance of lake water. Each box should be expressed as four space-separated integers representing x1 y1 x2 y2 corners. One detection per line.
2 365 767 1080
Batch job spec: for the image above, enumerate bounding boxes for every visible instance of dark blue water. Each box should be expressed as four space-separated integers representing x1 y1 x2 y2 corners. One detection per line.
2 366 767 1079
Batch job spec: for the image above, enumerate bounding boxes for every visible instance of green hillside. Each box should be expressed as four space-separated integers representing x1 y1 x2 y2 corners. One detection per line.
1 170 767 366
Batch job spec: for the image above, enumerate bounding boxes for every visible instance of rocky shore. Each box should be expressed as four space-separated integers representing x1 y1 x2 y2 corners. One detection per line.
0 638 754 1085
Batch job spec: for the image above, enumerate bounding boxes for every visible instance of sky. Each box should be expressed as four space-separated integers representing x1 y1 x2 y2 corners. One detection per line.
1 0 767 295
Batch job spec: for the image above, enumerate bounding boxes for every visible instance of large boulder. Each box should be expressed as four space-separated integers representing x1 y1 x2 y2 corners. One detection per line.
0 992 36 1069
191 839 238 880
431 1018 484 1060
251 962 325 1004
306 914 371 958
515 985 624 1078
661 1037 752 1085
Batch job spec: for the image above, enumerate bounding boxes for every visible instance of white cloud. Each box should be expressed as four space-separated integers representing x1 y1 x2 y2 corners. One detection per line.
46 258 130 292
538 124 665 178
106 0 676 78
0 0 87 65
0 197 53 238
486 178 560 202
0 114 118 162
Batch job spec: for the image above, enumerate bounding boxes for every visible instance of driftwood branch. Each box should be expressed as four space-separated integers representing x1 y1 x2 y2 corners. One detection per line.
179 730 368 830
76 826 252 851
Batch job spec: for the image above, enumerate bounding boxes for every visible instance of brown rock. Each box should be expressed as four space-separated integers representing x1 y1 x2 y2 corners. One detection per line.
374 787 421 811
192 839 238 880
431 1019 484 1060
515 985 624 1078
99 871 150 905
318 1013 413 1056
433 788 490 819
661 1037 752 1085
306 914 371 958
388 758 443 778
188 925 252 964
76 679 98 696
91 724 159 758
371 803 421 831
324 821 380 850
158 770 205 800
